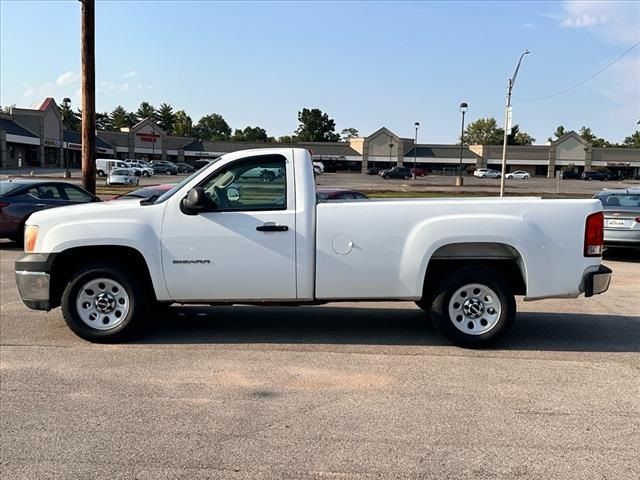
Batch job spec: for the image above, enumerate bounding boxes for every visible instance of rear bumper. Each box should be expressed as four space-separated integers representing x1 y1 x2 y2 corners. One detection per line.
582 265 612 298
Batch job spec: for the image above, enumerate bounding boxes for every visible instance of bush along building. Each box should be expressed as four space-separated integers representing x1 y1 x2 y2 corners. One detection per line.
2 98 639 178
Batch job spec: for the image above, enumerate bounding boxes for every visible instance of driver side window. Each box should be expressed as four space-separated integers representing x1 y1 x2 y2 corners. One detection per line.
200 155 287 211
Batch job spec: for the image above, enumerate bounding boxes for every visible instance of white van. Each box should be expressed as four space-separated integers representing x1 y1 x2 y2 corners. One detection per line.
96 159 128 177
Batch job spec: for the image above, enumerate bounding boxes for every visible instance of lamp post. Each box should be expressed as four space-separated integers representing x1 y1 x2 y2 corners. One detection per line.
388 141 394 169
457 102 468 187
499 49 530 197
62 97 71 178
412 122 420 180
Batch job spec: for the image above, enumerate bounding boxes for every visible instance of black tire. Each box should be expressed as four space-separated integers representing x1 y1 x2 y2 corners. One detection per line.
61 263 151 343
97 170 105 177
165 169 172 175
142 171 150 177
429 267 516 348
383 175 390 180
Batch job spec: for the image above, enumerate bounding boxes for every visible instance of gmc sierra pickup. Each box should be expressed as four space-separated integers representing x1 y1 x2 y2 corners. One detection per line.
15 148 612 347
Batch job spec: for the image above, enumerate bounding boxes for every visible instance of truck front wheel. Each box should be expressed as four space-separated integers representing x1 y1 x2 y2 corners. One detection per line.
430 268 515 348
61 263 150 343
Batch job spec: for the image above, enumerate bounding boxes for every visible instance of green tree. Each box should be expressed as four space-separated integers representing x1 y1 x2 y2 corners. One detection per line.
96 112 113 131
277 135 297 144
553 125 566 138
462 117 503 145
506 125 535 146
194 113 231 141
622 131 640 148
125 112 137 127
173 110 193 137
136 101 156 122
157 103 175 133
59 101 80 131
340 127 359 141
231 126 269 142
579 127 611 147
295 108 340 142
109 105 129 130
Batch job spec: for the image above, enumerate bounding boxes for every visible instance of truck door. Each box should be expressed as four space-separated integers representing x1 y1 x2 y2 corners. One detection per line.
160 153 297 301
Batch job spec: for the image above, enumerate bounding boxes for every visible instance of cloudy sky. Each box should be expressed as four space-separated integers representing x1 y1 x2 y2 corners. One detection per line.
1 1 638 143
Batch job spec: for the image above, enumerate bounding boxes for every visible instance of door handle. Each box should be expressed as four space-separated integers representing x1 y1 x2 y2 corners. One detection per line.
36 204 46 208
256 223 289 232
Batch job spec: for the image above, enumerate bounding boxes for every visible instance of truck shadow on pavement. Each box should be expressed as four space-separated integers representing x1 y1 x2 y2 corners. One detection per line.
140 305 639 353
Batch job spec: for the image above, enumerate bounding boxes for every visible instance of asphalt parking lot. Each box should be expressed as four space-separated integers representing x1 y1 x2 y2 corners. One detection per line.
1 241 638 479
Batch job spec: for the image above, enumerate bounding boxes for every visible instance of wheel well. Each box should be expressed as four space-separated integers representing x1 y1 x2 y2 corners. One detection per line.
49 246 155 309
423 243 527 298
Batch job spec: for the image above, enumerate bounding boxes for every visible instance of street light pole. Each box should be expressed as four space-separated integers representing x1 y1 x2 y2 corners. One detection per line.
457 102 468 187
62 97 71 178
499 49 529 197
412 122 420 180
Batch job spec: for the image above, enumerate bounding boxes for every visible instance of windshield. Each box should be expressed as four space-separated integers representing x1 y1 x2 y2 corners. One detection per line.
153 169 202 204
111 169 129 175
0 182 23 196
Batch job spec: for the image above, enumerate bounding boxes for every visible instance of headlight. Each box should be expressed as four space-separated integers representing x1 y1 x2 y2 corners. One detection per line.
24 225 39 252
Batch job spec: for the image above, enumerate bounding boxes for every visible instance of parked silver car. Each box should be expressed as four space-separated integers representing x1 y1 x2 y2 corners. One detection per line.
594 188 640 248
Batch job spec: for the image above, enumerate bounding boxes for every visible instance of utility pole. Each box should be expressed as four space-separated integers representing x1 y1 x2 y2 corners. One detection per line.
80 0 96 194
499 49 529 197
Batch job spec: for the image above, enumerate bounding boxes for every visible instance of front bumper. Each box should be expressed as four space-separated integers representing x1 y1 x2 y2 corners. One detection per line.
15 253 57 311
582 265 612 298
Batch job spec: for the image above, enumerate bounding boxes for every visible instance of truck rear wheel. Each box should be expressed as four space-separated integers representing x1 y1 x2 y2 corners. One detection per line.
61 263 150 343
430 268 515 348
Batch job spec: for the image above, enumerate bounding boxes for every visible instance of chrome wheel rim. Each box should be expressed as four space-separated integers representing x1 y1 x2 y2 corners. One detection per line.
448 283 501 335
76 277 130 330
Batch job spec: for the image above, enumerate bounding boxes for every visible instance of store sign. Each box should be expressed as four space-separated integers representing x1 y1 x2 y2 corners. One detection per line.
196 151 216 157
136 132 160 143
97 147 109 153
606 162 631 167
69 143 82 150
44 139 60 147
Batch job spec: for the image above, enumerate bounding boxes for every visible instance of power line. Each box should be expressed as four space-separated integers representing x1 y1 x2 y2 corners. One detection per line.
516 39 640 101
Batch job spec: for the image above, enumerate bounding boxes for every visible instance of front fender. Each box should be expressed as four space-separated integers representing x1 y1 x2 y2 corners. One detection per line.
36 218 170 301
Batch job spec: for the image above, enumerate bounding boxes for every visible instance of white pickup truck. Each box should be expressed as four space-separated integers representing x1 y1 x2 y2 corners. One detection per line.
15 148 612 347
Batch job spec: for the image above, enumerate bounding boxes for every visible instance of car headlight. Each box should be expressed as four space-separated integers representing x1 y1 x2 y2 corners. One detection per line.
24 225 39 253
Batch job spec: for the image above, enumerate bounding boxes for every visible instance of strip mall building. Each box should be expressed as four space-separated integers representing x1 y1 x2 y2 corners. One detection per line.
2 98 639 178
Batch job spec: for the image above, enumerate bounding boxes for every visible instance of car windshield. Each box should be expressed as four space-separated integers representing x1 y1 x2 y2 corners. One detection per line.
596 194 640 208
111 169 129 175
152 170 202 204
0 182 23 196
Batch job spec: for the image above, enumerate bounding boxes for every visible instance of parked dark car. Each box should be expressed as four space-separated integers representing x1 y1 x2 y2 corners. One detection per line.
316 188 369 202
582 170 613 181
380 166 412 180
561 170 581 179
151 161 178 175
0 180 100 243
110 183 176 201
192 160 214 170
175 162 196 174
367 167 382 175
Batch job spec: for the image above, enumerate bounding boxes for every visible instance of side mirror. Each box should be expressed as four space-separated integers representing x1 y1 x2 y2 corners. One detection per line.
181 187 215 215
